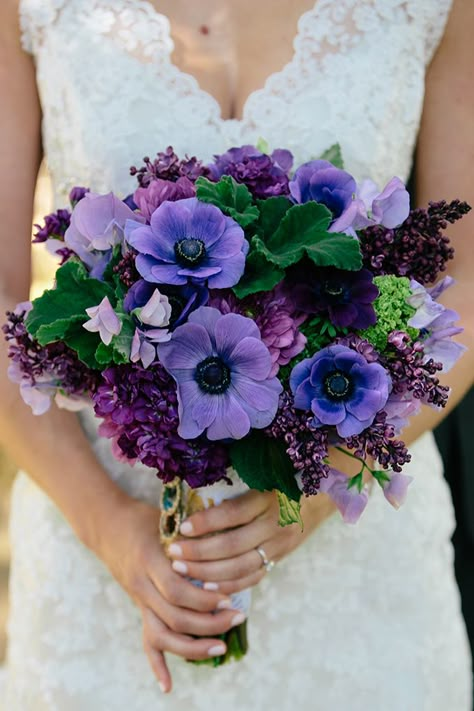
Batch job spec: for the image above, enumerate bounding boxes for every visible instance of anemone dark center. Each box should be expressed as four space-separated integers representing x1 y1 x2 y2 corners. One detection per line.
322 281 344 298
167 294 185 326
196 356 231 394
324 371 352 400
175 238 206 267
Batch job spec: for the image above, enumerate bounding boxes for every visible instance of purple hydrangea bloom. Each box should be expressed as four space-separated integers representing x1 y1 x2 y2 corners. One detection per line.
290 344 391 437
289 160 360 232
65 192 142 276
126 197 248 288
158 306 282 440
208 145 293 199
133 176 195 221
318 468 369 524
289 266 379 329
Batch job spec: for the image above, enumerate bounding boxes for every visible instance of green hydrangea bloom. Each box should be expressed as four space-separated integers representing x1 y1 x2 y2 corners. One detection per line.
361 275 418 352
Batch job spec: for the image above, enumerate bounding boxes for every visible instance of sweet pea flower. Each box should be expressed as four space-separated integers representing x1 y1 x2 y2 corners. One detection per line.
381 471 413 509
8 362 56 415
355 177 410 229
130 329 158 369
135 288 172 328
318 468 369 524
65 192 142 275
83 297 122 345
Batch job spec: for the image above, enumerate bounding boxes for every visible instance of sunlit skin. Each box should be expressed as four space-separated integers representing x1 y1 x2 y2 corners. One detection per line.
0 0 473 693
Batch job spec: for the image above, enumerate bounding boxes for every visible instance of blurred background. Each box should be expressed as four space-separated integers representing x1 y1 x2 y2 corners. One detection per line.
0 166 55 662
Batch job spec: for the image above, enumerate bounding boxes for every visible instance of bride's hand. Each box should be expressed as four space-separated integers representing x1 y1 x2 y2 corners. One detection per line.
94 496 245 692
166 489 336 595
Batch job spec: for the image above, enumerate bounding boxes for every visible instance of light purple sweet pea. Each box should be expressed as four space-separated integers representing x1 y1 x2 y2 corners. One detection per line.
158 306 282 440
381 471 413 509
384 391 421 434
8 362 56 415
126 197 248 288
65 192 142 275
135 288 172 329
130 329 158 369
408 279 465 372
355 177 410 229
83 297 122 346
318 468 369 524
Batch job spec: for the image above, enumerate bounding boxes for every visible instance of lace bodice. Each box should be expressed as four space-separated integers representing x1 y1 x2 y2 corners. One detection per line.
20 0 451 207
3 2 472 710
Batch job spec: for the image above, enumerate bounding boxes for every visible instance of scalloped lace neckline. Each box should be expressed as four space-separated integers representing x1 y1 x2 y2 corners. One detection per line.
134 0 320 123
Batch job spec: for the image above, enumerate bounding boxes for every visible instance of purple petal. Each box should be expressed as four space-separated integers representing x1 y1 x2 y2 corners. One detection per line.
311 397 346 425
192 393 219 430
127 225 173 260
207 251 247 289
158 323 212 372
206 393 251 440
320 469 369 524
177 380 204 439
345 387 387 419
382 472 413 509
214 313 260 358
188 306 221 345
229 338 273 380
231 375 281 411
336 412 374 438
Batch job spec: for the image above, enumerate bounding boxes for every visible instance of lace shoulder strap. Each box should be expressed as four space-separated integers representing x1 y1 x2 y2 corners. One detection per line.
420 0 453 66
18 0 68 54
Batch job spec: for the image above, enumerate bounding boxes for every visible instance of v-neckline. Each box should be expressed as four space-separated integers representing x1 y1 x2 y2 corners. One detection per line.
134 0 321 123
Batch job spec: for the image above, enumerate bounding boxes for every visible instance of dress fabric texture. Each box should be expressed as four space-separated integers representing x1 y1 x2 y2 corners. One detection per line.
2 0 472 708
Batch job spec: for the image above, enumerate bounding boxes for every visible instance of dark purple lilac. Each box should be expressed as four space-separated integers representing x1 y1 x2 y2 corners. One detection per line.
382 330 450 408
113 250 140 288
265 390 329 496
208 145 293 199
288 266 378 329
33 209 71 244
343 411 411 473
290 344 391 437
126 197 248 288
130 146 210 188
359 200 471 285
124 279 208 329
93 362 230 486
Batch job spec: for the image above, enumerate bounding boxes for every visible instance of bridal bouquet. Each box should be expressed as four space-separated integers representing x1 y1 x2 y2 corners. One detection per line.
4 142 469 662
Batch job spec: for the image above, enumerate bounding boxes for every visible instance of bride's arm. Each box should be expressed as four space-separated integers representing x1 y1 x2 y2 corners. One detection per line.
167 0 474 588
0 2 242 692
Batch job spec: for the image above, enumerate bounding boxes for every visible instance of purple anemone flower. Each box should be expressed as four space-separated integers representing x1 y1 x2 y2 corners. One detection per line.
290 344 391 437
158 306 282 440
126 197 248 288
289 266 379 329
289 160 360 232
208 145 293 199
124 279 208 329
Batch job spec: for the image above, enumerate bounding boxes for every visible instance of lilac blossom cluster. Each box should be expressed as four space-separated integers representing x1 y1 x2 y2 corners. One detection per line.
7 142 468 525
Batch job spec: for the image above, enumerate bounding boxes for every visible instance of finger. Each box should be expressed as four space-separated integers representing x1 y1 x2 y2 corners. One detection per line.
179 490 273 537
203 567 267 595
157 595 246 637
148 565 234 613
171 548 264 583
168 516 270 562
144 643 172 694
143 608 230 662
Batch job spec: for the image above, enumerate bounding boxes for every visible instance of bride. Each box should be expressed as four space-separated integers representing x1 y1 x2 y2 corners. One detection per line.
1 0 473 708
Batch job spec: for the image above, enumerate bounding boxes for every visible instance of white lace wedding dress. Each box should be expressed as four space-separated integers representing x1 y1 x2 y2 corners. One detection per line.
1 0 471 709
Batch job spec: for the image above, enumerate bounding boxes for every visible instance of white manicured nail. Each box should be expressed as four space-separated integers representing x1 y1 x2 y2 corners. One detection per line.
231 613 246 627
180 521 193 535
204 581 219 591
216 598 233 610
172 560 188 574
208 644 226 657
158 681 166 693
167 543 183 557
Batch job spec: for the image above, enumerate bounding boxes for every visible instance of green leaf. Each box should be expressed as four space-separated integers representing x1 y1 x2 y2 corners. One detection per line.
347 472 364 493
195 176 260 228
319 143 344 169
255 136 270 154
232 242 285 298
62 321 103 369
94 312 135 366
255 202 363 271
277 491 303 529
255 196 292 241
26 260 115 342
230 431 301 501
372 469 392 487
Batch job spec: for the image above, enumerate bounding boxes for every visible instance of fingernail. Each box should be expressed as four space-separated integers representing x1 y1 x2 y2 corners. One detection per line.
159 681 166 694
208 644 226 657
180 521 193 535
204 581 219 591
171 560 188 574
231 612 246 627
216 598 233 610
168 543 183 557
